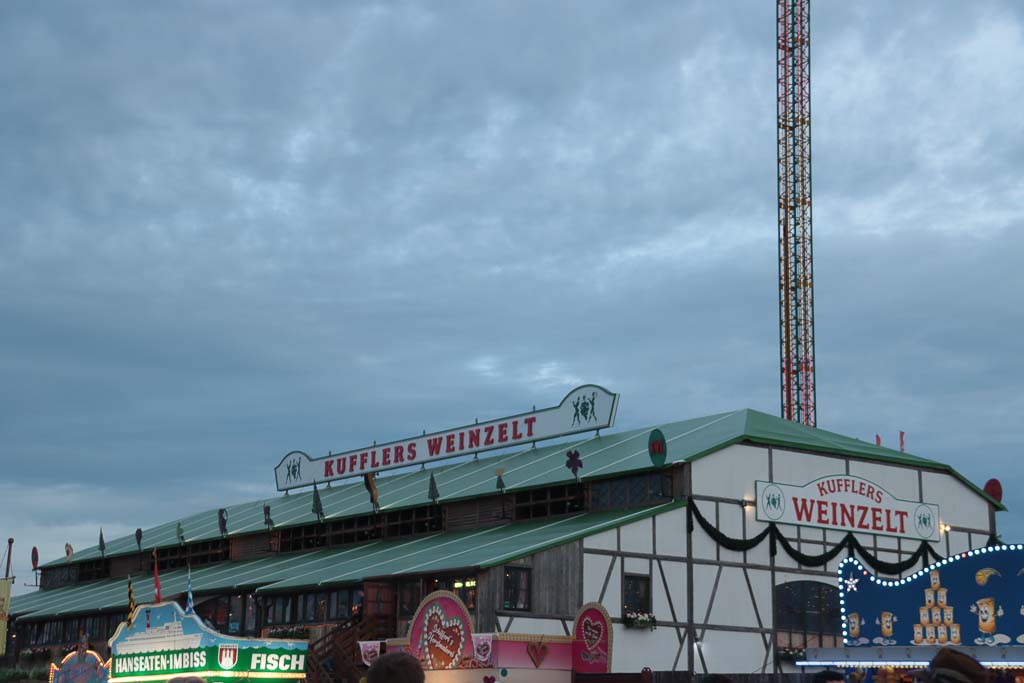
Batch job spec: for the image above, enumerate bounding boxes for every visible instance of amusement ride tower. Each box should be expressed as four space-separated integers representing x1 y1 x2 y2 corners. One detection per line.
776 0 816 427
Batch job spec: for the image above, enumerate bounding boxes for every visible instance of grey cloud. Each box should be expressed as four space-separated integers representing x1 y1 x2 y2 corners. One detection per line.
2 1 1022 593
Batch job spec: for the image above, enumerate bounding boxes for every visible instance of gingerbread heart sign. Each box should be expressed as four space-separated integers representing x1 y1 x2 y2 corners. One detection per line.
408 591 473 670
581 616 604 651
422 607 466 670
573 602 612 673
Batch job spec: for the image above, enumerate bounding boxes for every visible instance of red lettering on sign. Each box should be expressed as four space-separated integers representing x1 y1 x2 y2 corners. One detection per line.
525 416 537 437
427 437 443 456
445 434 455 454
512 420 523 440
871 507 883 530
468 429 480 449
370 450 380 469
840 503 855 528
498 423 508 443
794 497 815 522
337 457 346 474
382 447 391 466
324 460 334 477
484 426 495 445
885 509 898 533
817 500 829 524
407 442 417 460
857 505 870 529
360 452 368 470
895 510 908 534
394 445 404 464
459 432 465 450
866 485 876 502
817 482 829 496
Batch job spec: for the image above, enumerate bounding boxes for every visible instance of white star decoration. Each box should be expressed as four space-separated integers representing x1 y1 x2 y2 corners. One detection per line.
844 577 859 593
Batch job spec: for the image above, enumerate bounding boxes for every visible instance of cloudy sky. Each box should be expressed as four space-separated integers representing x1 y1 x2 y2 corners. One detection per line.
3 1 1022 595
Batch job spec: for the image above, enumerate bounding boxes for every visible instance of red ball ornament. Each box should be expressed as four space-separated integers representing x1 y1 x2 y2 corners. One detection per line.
984 478 1003 503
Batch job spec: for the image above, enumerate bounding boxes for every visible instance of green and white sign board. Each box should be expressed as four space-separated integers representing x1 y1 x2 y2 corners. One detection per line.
108 602 307 683
755 475 941 542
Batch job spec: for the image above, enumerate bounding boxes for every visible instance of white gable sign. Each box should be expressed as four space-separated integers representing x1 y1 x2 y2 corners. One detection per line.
275 384 618 490
755 475 941 541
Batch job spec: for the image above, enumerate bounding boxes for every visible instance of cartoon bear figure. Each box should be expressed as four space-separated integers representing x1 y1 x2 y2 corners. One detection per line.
931 607 943 625
930 571 942 589
926 625 937 644
913 623 924 644
937 624 948 644
920 607 931 625
879 612 896 638
971 598 1003 640
950 623 961 645
925 589 936 607
937 588 948 607
943 607 954 626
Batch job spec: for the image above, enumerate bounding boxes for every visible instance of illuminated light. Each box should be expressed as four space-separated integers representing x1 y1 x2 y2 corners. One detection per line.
466 580 476 587
840 607 845 613
453 582 464 588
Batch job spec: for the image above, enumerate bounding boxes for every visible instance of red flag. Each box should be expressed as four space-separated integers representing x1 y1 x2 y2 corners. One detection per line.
899 431 906 453
152 549 161 602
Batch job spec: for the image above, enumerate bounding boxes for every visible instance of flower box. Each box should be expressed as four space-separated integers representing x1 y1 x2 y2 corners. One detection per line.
623 611 657 630
777 647 806 662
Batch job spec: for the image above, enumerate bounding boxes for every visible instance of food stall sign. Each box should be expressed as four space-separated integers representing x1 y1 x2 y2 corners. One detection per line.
407 591 474 670
108 602 307 683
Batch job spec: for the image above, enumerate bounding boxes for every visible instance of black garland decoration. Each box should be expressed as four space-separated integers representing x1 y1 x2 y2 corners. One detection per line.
688 501 944 576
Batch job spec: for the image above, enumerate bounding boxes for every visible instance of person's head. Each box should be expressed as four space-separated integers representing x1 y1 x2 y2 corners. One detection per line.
813 670 845 683
915 647 990 683
367 652 424 683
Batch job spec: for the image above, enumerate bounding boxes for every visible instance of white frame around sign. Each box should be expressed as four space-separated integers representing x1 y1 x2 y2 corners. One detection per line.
274 384 619 490
755 475 942 542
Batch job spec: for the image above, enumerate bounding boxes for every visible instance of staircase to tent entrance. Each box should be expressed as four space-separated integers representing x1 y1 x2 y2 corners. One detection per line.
306 583 397 683
305 613 395 683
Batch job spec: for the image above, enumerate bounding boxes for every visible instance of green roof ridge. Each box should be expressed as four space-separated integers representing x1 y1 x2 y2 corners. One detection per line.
42 409 1002 568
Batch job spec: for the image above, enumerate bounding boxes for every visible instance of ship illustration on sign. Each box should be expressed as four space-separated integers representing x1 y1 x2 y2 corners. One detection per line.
114 613 203 655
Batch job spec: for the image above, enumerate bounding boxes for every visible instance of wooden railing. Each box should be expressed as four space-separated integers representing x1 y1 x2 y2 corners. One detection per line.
305 614 395 683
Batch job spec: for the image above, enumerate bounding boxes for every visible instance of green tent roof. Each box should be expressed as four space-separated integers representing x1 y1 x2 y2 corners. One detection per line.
43 408 1001 568
13 502 681 620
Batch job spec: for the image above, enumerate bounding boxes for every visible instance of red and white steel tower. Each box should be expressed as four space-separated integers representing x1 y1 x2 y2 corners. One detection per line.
777 0 816 426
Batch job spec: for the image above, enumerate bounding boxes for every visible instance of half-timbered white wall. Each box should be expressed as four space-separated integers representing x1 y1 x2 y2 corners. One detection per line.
684 443 996 675
491 443 997 676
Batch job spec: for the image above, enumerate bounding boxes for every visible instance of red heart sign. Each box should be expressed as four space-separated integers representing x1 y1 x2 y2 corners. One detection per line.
422 608 466 670
483 678 496 683
527 641 548 668
581 616 604 651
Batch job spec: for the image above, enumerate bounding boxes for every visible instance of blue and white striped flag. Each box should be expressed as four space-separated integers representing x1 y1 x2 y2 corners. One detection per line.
185 569 195 614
